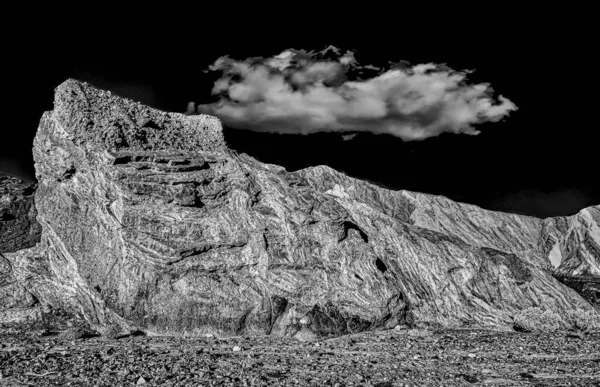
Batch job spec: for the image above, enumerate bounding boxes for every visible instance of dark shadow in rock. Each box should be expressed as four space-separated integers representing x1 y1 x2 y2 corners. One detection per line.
342 221 369 243
141 120 161 130
307 303 373 337
59 165 76 182
270 295 288 326
0 213 15 221
480 248 533 285
458 373 479 383
375 258 388 273
118 330 146 339
513 324 530 333
553 273 600 308
82 331 101 339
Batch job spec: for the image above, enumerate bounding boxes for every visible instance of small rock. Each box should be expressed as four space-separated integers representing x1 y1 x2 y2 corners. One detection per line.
467 353 476 358
100 323 121 340
232 346 242 352
412 354 420 360
299 316 311 325
60 327 85 340
481 369 493 374
294 328 318 342
136 376 147 385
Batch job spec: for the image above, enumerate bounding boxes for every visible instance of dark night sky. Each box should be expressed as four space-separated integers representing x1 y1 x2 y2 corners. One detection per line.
2 9 598 218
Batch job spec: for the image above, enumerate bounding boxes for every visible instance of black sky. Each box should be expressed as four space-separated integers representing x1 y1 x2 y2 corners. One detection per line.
2 9 598 218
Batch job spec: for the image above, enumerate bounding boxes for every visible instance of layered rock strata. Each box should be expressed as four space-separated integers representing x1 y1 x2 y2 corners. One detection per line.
1 79 597 337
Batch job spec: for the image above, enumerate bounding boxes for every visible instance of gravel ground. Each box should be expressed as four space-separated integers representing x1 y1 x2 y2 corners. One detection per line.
0 326 598 386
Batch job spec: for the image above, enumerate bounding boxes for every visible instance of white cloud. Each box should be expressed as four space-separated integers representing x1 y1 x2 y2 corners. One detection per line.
193 46 517 141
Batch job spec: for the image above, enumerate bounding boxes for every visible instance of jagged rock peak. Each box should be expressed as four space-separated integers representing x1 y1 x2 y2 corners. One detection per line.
51 78 225 153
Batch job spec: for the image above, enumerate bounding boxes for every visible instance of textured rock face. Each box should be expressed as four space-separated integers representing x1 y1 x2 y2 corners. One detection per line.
553 206 600 277
2 79 597 337
0 175 43 324
0 175 41 253
550 205 600 308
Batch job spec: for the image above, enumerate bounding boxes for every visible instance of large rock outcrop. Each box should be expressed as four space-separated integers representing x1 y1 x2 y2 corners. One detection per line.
1 79 598 337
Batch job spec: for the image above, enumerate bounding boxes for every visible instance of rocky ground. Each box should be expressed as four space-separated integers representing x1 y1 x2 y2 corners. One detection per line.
0 323 598 387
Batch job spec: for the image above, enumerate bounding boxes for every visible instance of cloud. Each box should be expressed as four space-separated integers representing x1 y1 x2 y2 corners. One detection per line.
192 47 517 141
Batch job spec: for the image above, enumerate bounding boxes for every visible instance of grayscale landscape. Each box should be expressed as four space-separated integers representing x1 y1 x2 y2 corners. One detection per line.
1 79 598 386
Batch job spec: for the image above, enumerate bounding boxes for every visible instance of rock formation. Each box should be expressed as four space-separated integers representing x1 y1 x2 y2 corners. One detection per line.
0 79 598 337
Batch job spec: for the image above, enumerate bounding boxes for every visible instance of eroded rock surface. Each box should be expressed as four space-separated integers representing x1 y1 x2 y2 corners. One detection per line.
552 206 600 276
0 175 42 324
1 79 598 338
0 175 41 253
549 205 600 309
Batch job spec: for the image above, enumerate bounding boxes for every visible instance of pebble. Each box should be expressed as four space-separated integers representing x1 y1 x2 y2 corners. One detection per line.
232 346 242 352
299 316 311 325
1 326 598 385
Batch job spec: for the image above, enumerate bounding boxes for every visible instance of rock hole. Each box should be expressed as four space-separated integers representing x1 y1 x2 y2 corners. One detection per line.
0 213 15 221
141 120 160 130
21 186 35 196
113 155 133 165
375 258 387 273
342 221 369 243
59 165 76 181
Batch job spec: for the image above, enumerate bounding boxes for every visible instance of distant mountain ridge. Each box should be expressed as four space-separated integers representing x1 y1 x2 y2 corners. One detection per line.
0 79 597 335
